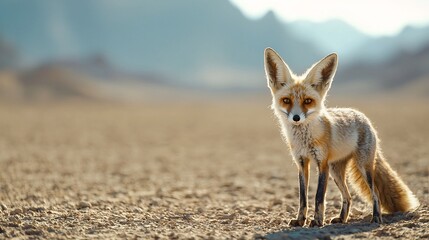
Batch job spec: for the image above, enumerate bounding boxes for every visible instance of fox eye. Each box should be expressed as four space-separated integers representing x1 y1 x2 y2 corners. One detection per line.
282 98 291 104
304 98 312 104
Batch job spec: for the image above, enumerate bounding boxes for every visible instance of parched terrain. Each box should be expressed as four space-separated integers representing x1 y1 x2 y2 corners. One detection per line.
0 97 428 239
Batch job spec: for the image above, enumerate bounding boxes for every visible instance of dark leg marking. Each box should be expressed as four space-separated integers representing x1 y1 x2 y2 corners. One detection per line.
298 170 307 213
315 172 327 212
289 157 309 227
339 198 350 222
310 164 329 227
366 170 382 223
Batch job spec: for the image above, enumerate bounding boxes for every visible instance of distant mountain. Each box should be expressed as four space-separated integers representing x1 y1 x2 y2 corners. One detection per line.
0 61 205 102
335 42 429 96
286 20 429 67
0 0 428 92
0 37 18 69
0 0 320 89
287 19 370 63
350 25 429 64
0 66 101 101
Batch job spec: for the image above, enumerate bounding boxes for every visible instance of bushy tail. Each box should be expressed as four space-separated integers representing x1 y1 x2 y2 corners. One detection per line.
348 152 419 213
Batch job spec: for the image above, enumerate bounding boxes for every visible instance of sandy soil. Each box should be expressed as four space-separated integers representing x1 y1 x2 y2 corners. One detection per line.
0 97 428 239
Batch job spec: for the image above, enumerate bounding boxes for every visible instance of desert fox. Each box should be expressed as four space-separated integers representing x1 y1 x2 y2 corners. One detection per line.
263 48 419 227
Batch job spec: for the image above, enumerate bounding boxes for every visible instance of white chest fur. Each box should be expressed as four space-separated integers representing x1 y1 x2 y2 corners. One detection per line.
280 118 328 163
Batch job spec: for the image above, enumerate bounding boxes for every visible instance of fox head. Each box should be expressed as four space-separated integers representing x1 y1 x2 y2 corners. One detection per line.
264 48 338 125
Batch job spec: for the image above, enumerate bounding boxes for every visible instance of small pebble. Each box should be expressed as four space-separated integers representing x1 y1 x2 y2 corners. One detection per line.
271 198 282 206
133 207 143 213
28 207 45 212
285 205 294 212
25 229 43 236
77 201 92 210
22 224 35 230
0 203 7 211
241 217 250 224
8 216 20 223
218 213 235 220
351 207 364 215
10 208 22 215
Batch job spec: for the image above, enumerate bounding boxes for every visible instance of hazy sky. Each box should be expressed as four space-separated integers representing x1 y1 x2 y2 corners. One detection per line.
230 0 429 36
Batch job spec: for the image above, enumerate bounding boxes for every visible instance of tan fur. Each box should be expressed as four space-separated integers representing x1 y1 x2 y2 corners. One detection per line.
264 48 419 225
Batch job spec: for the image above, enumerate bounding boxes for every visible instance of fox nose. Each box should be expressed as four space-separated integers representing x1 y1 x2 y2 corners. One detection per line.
293 115 300 122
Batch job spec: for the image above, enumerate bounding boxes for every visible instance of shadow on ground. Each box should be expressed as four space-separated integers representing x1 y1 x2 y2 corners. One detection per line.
264 212 419 240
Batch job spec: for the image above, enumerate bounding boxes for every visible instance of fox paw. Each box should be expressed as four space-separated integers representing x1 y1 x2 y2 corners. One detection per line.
289 218 306 227
330 217 346 224
309 219 324 227
370 215 382 224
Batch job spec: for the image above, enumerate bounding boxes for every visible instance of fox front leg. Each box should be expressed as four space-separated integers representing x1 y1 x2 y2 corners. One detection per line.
289 157 309 227
310 160 329 227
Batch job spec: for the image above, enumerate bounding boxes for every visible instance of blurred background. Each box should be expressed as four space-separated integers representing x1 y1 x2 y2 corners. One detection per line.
0 0 428 102
0 1 428 238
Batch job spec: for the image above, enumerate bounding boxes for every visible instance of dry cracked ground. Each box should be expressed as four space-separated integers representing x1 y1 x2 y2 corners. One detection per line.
0 97 428 239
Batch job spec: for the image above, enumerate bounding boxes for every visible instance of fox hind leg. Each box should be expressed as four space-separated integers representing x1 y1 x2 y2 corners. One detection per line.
354 150 382 223
365 167 382 223
329 158 352 224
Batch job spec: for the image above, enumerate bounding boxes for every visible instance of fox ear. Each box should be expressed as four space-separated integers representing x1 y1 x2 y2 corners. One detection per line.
264 48 293 92
305 53 338 94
